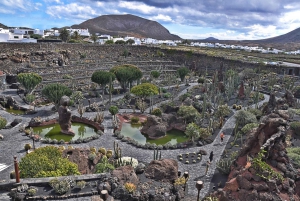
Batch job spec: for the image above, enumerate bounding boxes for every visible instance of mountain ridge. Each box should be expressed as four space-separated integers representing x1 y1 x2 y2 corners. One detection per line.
71 14 181 40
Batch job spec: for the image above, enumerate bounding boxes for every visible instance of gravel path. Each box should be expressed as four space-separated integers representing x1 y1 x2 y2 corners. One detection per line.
0 87 269 200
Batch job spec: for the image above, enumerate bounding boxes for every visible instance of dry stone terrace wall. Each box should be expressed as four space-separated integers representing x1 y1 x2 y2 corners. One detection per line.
0 43 274 89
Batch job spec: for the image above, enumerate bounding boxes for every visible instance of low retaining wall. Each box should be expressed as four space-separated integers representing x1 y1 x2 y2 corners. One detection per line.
28 116 104 132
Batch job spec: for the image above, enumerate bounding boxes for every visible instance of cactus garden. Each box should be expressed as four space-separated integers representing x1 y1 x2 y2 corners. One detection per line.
0 43 300 200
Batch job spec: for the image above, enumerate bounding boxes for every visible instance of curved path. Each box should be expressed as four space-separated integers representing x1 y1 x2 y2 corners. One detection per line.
0 86 269 200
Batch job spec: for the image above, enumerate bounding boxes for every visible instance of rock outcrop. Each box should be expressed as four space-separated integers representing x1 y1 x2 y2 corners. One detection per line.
212 113 300 201
141 113 185 139
144 159 178 182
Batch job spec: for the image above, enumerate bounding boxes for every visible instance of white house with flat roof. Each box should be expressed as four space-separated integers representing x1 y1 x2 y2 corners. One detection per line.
0 28 37 43
66 28 90 37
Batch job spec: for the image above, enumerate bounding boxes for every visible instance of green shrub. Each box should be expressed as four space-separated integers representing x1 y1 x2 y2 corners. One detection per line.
290 121 300 135
0 116 7 129
178 105 200 123
27 188 37 196
235 110 257 128
19 146 80 178
95 157 115 173
76 181 86 189
49 178 70 195
24 143 32 151
179 92 191 102
130 116 139 124
88 153 97 161
161 88 167 93
287 147 300 168
151 108 162 116
163 92 171 98
197 77 205 84
241 123 259 135
247 108 263 120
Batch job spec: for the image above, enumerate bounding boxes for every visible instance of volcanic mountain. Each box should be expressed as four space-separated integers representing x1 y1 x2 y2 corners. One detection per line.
71 14 181 40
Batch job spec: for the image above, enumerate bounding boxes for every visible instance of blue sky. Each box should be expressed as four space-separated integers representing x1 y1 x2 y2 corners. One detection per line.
1 0 300 40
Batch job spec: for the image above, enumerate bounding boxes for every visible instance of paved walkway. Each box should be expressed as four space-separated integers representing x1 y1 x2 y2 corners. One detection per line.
0 86 269 200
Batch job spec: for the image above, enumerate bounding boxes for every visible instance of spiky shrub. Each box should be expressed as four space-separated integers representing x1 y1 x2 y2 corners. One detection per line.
88 153 97 161
99 147 107 155
247 108 263 120
290 121 300 135
76 181 86 189
151 108 162 116
124 182 136 193
49 178 70 195
0 116 7 130
27 188 37 196
216 151 238 175
174 177 186 186
287 147 300 168
241 123 259 135
95 156 115 173
235 110 257 128
24 143 32 151
130 116 139 124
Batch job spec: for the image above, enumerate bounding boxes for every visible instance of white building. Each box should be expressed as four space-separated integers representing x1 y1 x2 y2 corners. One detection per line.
66 28 90 37
0 28 37 43
9 28 44 36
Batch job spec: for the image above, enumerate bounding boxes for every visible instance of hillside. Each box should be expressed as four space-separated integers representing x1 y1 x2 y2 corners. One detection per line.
250 27 300 43
71 14 181 40
0 23 8 29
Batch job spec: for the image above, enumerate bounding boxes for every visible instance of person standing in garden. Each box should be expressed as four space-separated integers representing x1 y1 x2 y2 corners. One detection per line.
220 132 224 144
205 160 211 176
209 151 214 162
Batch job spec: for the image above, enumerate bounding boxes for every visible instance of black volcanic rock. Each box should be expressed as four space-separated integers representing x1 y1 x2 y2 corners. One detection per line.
71 14 181 40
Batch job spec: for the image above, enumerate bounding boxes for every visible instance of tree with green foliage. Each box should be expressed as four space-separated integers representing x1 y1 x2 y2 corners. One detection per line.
126 39 135 45
19 146 80 178
59 28 70 42
110 64 143 91
115 40 126 44
17 72 42 95
131 83 159 98
177 67 189 82
181 39 191 45
41 83 72 108
30 34 42 39
72 31 81 41
109 105 119 120
177 105 200 123
150 70 160 79
90 33 98 43
105 40 114 44
185 122 200 143
91 71 116 96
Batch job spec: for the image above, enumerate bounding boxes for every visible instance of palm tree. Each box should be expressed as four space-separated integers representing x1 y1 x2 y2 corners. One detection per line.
90 34 98 43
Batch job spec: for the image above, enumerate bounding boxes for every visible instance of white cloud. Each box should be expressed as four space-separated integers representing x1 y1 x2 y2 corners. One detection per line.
118 1 156 14
150 14 173 22
0 0 34 13
46 3 100 20
43 0 62 4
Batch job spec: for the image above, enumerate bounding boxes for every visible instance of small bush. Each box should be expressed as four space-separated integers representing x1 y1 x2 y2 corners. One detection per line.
124 182 136 193
151 108 162 116
163 92 171 98
49 178 70 195
235 110 257 128
24 143 32 151
241 123 259 135
287 147 300 168
88 153 97 161
161 88 167 93
130 116 139 124
290 121 300 135
197 77 205 84
62 74 73 79
27 188 37 196
247 108 263 120
0 116 7 129
76 180 86 189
